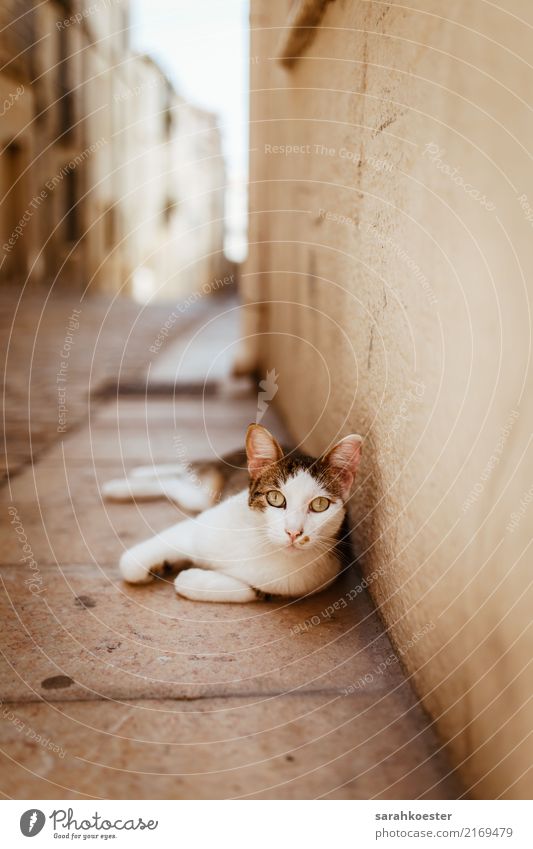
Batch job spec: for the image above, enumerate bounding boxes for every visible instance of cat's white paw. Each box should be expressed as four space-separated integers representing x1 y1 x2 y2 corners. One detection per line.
119 548 155 584
174 568 256 603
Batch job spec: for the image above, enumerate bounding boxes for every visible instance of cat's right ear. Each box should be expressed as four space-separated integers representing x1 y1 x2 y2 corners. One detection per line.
245 424 283 479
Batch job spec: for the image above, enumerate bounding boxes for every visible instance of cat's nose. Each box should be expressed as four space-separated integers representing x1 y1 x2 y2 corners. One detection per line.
286 529 303 543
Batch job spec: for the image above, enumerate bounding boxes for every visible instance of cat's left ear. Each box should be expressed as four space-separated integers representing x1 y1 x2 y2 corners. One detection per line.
246 424 283 479
323 434 363 501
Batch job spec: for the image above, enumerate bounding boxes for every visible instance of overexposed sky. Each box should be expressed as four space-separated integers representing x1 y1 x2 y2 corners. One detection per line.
130 0 249 260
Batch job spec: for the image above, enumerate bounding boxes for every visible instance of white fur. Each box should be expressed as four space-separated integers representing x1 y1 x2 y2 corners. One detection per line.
114 428 362 604
119 471 344 601
130 463 188 479
174 569 257 602
102 466 219 513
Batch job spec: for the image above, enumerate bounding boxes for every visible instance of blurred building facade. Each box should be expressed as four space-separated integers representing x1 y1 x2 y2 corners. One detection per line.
0 0 226 298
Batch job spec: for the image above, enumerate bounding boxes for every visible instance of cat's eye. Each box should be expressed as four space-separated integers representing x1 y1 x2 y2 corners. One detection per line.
309 496 330 513
266 489 286 508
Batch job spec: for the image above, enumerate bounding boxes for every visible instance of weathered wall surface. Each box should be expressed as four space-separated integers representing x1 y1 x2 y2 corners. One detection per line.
244 0 533 798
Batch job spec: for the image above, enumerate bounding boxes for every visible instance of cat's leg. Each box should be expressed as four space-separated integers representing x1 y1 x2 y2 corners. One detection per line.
130 463 188 479
102 477 174 502
174 568 256 603
120 519 198 584
102 472 219 512
164 475 220 512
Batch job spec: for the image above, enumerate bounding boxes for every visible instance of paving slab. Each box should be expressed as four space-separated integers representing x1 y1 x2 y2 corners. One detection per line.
44 426 242 464
44 399 283 463
0 288 208 476
0 696 458 799
90 393 273 431
149 301 243 384
0 564 407 701
0 461 181 565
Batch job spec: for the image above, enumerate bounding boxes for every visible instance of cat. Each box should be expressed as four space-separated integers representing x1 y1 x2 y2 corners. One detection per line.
103 424 362 603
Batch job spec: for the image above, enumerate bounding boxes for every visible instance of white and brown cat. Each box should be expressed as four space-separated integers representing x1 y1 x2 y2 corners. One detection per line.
103 425 362 603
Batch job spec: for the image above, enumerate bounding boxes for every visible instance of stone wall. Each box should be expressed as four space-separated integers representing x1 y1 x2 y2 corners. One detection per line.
244 0 533 798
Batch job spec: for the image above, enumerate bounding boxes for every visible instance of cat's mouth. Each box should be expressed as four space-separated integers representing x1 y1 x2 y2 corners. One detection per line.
286 535 311 550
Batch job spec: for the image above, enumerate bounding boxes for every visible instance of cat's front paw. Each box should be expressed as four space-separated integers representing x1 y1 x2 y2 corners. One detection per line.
174 569 257 603
119 547 158 584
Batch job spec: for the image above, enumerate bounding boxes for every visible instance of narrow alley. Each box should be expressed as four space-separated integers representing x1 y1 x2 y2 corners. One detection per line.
0 288 458 798
3 0 532 810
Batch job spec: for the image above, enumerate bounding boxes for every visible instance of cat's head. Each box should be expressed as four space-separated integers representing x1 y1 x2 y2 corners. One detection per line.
245 424 362 553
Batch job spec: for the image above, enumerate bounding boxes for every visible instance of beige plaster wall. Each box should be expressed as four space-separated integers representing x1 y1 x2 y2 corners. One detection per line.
243 0 533 798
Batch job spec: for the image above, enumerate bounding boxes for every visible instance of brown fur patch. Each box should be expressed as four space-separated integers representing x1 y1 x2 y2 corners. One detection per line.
191 446 346 510
247 448 346 510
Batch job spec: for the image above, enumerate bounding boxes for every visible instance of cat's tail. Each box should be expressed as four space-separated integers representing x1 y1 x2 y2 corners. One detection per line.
101 466 222 513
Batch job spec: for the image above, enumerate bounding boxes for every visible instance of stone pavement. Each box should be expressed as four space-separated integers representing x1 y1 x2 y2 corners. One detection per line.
0 288 461 799
0 285 215 480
